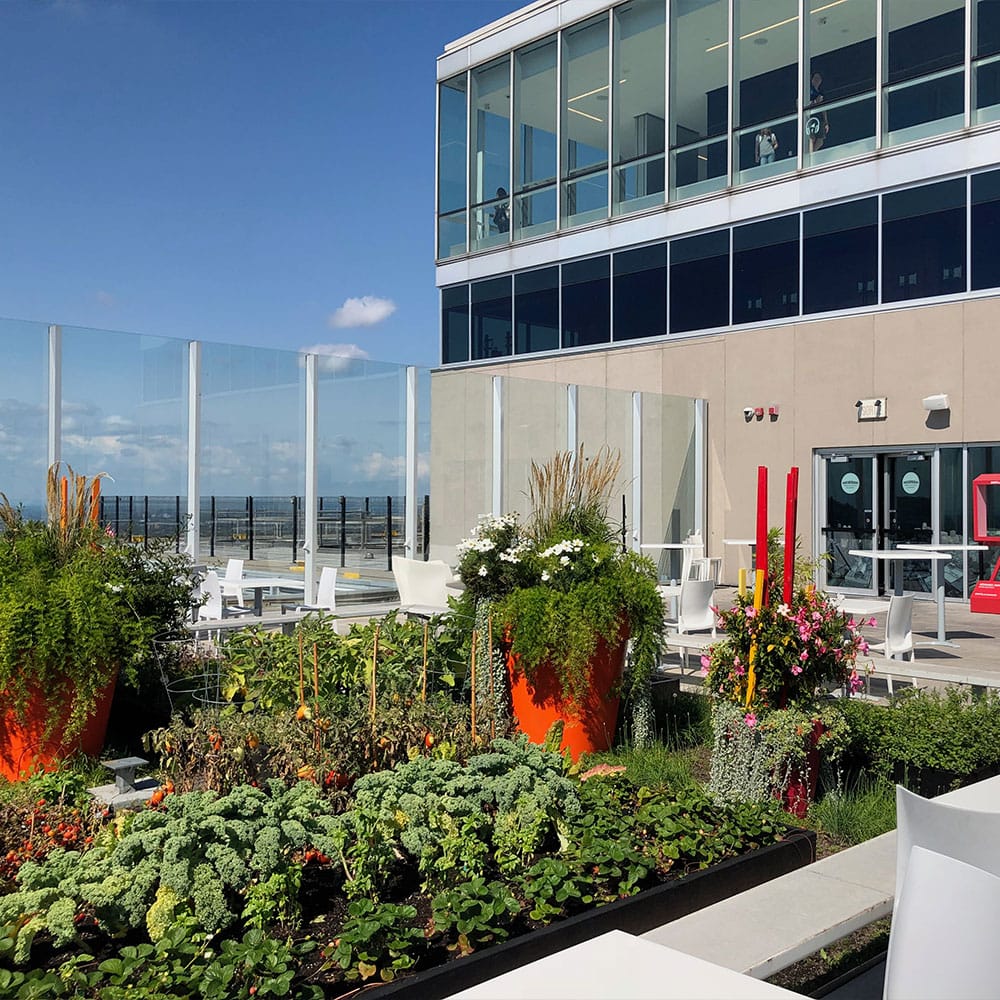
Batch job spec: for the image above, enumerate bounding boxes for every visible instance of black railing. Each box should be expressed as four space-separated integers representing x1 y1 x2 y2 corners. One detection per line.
98 494 432 570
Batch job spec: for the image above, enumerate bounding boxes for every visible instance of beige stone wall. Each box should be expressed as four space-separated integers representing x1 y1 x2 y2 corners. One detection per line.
431 296 1000 576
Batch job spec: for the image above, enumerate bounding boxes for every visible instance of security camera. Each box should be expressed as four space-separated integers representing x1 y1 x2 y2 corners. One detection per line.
743 407 754 419
855 400 863 408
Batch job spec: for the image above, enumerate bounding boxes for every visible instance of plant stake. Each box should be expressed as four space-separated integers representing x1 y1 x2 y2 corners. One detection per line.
488 616 495 740
297 632 305 708
783 467 799 605
746 466 768 708
470 628 478 742
370 624 380 722
422 623 428 702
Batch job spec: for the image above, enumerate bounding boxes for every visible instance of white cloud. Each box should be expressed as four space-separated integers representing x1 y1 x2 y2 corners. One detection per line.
356 451 430 482
300 342 370 373
328 295 396 329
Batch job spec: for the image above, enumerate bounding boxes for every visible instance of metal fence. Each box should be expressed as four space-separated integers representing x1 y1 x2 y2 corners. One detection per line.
98 495 431 570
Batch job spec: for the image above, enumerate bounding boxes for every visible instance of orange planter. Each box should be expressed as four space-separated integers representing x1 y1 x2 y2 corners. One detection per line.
506 626 628 761
0 674 117 781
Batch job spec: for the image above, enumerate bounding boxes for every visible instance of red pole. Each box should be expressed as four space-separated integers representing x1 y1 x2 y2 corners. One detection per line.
783 467 799 605
755 466 768 602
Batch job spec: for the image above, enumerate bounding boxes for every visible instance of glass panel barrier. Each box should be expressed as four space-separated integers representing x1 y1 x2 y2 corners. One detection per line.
471 194 511 251
513 184 557 240
438 74 468 259
564 169 609 228
61 326 188 502
670 137 727 200
0 320 49 515
438 210 468 262
576 384 634 535
613 154 666 215
470 57 511 253
884 67 965 145
734 114 797 185
200 343 303 567
803 93 876 167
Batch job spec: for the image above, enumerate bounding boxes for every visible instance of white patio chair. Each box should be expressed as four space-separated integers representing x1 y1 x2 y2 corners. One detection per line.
884 846 1000 1000
220 557 245 602
690 556 721 585
868 594 914 694
392 556 454 618
282 566 337 614
663 578 716 672
198 570 253 622
894 785 1000 906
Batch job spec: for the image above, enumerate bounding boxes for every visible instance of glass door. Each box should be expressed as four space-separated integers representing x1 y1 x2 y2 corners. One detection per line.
883 452 934 594
821 455 877 593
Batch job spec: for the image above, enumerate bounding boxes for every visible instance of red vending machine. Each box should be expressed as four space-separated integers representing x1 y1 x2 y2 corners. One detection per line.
970 474 1000 614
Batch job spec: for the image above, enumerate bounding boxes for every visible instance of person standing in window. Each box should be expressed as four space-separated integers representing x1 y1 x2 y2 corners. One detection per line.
807 71 829 153
755 127 779 166
492 187 510 234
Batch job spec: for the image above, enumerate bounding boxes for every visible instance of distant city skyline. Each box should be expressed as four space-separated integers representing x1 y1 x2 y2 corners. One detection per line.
0 0 523 368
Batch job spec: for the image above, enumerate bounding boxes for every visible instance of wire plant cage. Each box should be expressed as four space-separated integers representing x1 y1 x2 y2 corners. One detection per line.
153 632 228 713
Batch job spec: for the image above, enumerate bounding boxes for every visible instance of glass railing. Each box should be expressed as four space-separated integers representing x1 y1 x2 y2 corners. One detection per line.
562 168 608 228
974 52 1000 125
734 114 798 186
670 136 727 201
802 92 877 168
884 66 965 147
438 210 467 260
513 184 557 240
613 152 666 216
470 196 511 252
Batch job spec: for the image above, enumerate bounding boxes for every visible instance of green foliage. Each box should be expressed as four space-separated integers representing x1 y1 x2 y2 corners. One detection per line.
430 878 521 955
0 781 341 962
0 515 193 742
326 899 424 983
584 742 699 794
708 700 849 807
839 688 1000 781
0 919 322 998
807 777 897 846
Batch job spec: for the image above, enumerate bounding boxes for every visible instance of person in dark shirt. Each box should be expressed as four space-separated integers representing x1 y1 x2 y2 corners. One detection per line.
807 71 829 153
492 187 510 234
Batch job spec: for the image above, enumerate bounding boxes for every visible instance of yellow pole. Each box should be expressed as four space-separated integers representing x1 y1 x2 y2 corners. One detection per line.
745 568 766 709
738 567 747 597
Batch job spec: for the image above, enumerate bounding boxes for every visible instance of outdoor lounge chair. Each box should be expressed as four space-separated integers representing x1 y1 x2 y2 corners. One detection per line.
392 556 454 618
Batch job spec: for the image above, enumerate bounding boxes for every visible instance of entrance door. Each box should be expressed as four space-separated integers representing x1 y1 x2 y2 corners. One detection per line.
882 452 933 594
821 455 877 592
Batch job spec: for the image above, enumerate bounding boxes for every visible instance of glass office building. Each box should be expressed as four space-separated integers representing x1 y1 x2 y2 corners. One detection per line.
433 0 1000 601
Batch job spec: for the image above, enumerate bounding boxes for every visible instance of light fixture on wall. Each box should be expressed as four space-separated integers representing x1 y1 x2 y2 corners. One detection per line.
922 394 950 412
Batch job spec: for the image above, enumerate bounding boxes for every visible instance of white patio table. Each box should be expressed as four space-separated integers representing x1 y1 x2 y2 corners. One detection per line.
897 543 989 646
448 928 799 999
235 576 305 616
849 549 951 646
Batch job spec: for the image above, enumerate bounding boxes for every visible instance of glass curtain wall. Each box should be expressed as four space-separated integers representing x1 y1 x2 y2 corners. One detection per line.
614 244 667 341
470 58 512 252
515 266 560 354
972 168 1000 289
612 0 666 215
438 75 468 260
804 0 877 167
733 0 799 184
514 37 558 239
803 197 878 315
441 285 470 364
0 321 49 514
732 215 800 323
562 15 610 228
670 0 729 200
974 0 1000 122
471 277 513 360
562 256 611 348
884 0 966 145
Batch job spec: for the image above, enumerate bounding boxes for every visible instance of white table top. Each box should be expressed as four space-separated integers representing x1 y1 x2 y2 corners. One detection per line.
834 597 890 617
897 543 989 552
235 576 305 590
848 549 950 561
448 929 799 999
641 542 704 550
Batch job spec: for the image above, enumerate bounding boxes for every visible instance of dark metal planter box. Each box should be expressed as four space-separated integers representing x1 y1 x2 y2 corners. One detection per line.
372 828 816 1000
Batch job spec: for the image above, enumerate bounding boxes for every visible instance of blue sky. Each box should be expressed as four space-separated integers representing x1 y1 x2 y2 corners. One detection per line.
0 0 523 368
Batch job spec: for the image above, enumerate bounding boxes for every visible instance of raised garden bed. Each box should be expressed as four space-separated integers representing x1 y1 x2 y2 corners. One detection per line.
376 828 816 999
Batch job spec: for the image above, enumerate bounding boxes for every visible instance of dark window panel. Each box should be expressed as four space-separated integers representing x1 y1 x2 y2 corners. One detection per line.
887 72 964 132
562 256 610 348
888 8 965 84
441 285 470 364
614 244 667 342
733 215 800 324
972 170 1000 290
883 180 966 303
978 0 1000 58
471 277 512 360
515 267 560 354
669 230 729 334
803 198 878 315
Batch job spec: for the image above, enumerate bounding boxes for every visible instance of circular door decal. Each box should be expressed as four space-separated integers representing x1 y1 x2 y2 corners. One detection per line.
901 471 920 495
840 473 860 495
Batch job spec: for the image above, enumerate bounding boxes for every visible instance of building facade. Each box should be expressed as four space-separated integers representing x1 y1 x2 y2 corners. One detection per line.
433 0 1000 601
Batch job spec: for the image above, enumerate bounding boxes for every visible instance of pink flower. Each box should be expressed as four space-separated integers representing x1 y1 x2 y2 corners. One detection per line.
848 670 864 694
847 618 857 629
699 654 711 676
734 663 745 677
799 650 809 661
859 639 869 654
868 617 877 628
104 525 115 537
791 664 803 676
744 712 758 728
745 607 757 619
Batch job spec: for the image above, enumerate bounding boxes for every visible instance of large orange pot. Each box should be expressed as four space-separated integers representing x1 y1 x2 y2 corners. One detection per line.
0 673 117 781
506 625 628 761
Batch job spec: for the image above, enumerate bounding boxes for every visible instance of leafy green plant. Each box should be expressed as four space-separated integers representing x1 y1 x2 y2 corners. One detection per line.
430 878 521 955
325 899 424 983
0 497 194 744
456 448 664 739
